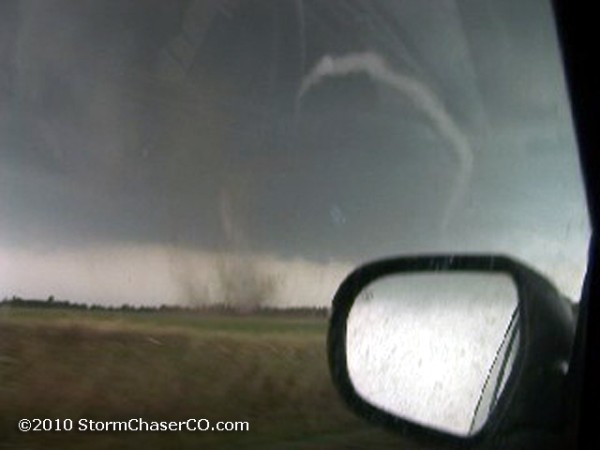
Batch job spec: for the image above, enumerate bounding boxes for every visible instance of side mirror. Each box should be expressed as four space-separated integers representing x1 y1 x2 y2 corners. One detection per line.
328 255 575 448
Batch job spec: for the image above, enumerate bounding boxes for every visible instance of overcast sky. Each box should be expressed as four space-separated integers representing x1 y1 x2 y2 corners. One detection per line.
0 0 590 306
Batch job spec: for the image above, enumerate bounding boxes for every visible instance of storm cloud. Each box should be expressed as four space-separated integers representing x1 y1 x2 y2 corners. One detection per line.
0 0 590 305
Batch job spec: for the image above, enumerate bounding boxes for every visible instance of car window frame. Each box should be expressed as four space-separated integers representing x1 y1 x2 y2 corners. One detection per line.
550 1 598 449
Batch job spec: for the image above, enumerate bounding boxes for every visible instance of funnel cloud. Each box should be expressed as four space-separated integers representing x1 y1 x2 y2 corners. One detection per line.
0 0 590 306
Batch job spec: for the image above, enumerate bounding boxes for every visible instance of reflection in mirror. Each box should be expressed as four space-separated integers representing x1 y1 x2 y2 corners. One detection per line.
346 273 519 436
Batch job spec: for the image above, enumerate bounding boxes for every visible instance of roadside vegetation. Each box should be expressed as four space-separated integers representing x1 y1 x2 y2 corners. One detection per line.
0 302 401 449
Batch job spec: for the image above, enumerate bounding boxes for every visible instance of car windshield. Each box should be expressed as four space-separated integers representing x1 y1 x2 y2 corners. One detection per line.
0 0 590 448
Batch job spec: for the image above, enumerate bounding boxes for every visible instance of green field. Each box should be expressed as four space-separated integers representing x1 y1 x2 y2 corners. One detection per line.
0 307 407 449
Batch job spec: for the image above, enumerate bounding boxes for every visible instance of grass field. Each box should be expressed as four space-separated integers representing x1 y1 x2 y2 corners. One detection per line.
0 306 408 449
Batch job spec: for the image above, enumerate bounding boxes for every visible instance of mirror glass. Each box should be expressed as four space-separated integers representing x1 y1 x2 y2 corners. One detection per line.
346 273 519 436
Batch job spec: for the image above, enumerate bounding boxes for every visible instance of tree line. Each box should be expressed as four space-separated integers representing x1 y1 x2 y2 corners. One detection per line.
0 295 330 317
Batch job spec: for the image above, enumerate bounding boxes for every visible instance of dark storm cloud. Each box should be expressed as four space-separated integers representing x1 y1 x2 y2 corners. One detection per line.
0 0 589 267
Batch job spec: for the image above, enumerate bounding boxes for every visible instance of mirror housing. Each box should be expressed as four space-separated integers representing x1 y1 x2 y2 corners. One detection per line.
327 254 575 448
